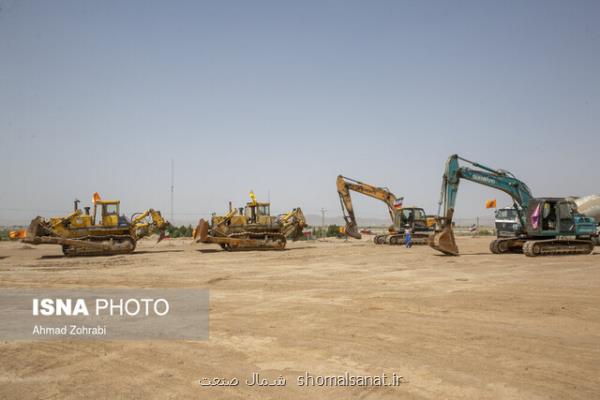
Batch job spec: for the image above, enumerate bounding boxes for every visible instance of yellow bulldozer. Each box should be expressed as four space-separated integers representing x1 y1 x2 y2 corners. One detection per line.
194 192 306 251
20 193 170 256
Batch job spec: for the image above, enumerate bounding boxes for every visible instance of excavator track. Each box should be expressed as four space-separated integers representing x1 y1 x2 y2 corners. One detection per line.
373 233 430 245
523 239 594 257
373 235 387 245
489 238 524 254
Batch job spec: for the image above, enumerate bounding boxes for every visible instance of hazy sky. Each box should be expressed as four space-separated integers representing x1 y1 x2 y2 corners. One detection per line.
1 0 599 225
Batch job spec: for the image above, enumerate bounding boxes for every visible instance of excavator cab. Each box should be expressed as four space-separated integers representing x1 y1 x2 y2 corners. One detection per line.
395 207 428 230
526 198 596 237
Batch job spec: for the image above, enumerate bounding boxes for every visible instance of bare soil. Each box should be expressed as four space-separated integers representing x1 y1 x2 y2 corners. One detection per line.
0 237 599 399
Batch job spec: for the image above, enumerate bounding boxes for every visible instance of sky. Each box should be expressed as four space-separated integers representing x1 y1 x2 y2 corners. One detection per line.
0 0 599 226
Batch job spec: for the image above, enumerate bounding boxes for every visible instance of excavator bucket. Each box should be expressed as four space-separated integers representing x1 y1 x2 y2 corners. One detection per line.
345 222 362 240
194 219 210 243
428 225 459 256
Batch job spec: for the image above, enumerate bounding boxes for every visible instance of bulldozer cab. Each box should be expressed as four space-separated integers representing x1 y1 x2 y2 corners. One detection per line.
245 202 271 225
93 200 120 227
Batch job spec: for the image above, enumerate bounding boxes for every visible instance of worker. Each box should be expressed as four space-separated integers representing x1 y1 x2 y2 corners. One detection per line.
405 225 412 248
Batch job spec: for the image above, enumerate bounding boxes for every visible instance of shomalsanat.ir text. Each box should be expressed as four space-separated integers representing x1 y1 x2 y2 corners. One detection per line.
298 372 403 387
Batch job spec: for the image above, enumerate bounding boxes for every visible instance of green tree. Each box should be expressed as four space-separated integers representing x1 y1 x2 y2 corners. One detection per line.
327 224 341 237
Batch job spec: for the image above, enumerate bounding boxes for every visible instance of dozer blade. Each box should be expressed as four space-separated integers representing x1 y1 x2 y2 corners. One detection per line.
345 222 362 240
428 225 459 256
25 216 46 239
194 219 210 243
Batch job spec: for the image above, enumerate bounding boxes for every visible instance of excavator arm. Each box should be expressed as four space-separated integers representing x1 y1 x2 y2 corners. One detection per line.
336 175 402 240
130 209 171 242
431 155 533 255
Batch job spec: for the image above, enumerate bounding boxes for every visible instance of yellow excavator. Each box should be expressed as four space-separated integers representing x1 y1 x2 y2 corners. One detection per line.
336 175 436 245
20 193 170 256
194 192 306 251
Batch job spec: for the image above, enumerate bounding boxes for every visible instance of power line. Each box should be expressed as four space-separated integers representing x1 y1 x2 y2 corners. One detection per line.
320 208 327 228
170 158 175 224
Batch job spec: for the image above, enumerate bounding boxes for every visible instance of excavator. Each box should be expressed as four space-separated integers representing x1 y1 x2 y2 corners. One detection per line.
336 175 436 245
20 193 171 256
194 192 306 251
429 155 597 257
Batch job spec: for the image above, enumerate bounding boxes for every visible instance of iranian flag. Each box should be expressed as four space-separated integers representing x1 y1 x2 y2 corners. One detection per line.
393 197 404 209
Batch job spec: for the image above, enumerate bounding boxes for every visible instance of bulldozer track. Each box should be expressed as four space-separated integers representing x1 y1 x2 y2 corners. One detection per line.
212 230 287 251
60 235 136 257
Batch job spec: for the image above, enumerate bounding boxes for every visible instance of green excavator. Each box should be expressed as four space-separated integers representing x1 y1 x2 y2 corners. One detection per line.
429 155 597 257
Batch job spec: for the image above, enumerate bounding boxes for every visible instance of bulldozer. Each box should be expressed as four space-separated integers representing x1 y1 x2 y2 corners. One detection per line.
336 175 436 245
194 192 306 251
21 193 171 256
429 155 597 257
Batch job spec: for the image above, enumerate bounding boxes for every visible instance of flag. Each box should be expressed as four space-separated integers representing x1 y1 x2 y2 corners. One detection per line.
249 190 257 205
531 203 541 229
92 192 101 203
485 199 497 209
393 197 404 209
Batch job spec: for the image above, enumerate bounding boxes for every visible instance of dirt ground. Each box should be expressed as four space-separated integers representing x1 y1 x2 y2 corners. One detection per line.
0 236 599 400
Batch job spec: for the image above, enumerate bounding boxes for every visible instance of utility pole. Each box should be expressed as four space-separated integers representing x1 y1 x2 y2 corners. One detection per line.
170 159 174 225
320 208 327 237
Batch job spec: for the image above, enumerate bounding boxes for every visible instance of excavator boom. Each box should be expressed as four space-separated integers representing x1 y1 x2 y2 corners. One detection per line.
431 155 533 255
336 175 400 240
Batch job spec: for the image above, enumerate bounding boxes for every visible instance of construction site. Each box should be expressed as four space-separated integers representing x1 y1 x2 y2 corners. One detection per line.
1 1 600 399
1 233 600 399
1 167 599 399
